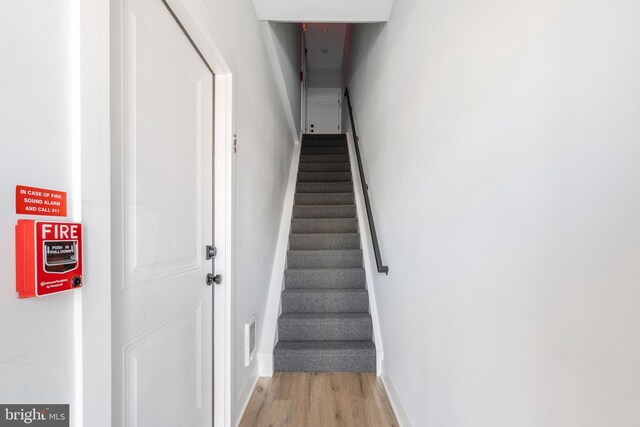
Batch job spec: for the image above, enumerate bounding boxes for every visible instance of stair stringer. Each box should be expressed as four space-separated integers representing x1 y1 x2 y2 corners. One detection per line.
257 141 301 377
346 131 385 376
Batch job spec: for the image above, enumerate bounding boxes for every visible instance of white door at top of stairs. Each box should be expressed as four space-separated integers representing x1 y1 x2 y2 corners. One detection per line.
307 87 341 134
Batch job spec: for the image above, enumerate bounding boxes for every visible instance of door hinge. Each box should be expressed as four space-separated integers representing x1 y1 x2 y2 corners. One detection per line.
206 245 217 260
232 134 237 153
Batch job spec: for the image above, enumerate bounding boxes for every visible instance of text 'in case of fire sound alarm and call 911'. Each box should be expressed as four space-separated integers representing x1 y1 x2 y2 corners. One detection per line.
15 185 67 217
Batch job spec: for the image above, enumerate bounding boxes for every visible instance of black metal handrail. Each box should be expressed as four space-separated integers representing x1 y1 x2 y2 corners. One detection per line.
344 88 389 275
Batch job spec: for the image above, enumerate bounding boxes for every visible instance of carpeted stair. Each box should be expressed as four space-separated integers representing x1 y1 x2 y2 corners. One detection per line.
273 134 376 373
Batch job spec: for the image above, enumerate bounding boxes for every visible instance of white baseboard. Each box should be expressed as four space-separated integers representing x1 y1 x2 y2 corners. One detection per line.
376 351 383 376
258 352 273 377
381 368 412 427
346 131 385 376
235 364 259 427
257 141 300 377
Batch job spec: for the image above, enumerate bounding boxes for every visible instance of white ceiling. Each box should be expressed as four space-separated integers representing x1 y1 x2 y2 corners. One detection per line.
252 0 394 23
305 23 347 70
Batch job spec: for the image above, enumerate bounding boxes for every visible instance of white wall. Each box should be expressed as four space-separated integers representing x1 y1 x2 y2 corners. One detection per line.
308 69 342 88
252 0 394 23
0 0 77 410
1 2 112 425
268 21 302 136
197 0 297 422
348 0 640 425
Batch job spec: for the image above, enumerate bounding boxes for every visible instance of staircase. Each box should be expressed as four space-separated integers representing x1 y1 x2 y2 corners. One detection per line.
273 134 376 372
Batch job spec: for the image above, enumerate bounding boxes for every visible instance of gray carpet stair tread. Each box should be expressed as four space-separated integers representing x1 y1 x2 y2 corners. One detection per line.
300 154 350 163
289 233 360 250
295 193 355 205
296 182 353 193
284 268 366 289
279 312 371 320
274 341 375 373
302 134 347 141
275 341 374 351
297 172 352 182
278 313 373 341
287 249 363 268
298 162 351 172
291 218 358 233
301 147 348 155
292 205 356 219
302 140 348 147
281 289 369 313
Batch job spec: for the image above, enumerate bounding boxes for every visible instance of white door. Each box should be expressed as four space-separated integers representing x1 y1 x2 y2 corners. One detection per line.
307 88 341 134
112 0 214 425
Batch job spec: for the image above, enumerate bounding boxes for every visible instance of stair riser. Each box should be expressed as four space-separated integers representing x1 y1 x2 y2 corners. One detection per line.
287 251 363 268
291 219 358 234
278 317 373 341
302 140 348 148
285 269 366 289
293 205 356 219
295 193 355 205
301 147 348 156
298 163 351 173
281 291 369 313
297 182 353 193
302 134 347 142
274 349 375 372
300 155 350 163
297 172 352 182
289 234 360 250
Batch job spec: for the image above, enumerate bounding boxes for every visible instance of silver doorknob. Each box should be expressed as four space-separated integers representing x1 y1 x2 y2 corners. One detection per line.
206 274 222 286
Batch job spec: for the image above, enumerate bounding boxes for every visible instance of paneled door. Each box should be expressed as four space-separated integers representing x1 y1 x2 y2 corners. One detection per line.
307 87 341 134
112 0 214 425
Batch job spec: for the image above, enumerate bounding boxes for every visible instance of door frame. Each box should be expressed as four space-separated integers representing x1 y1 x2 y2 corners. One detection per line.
107 0 235 425
300 26 308 134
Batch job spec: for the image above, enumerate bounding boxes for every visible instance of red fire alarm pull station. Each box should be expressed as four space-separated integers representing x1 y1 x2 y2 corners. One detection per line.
16 220 83 298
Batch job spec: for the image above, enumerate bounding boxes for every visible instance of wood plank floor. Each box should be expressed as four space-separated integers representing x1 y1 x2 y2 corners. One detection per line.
238 372 399 427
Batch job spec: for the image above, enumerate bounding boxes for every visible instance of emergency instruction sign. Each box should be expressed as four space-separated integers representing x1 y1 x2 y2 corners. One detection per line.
15 185 67 217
